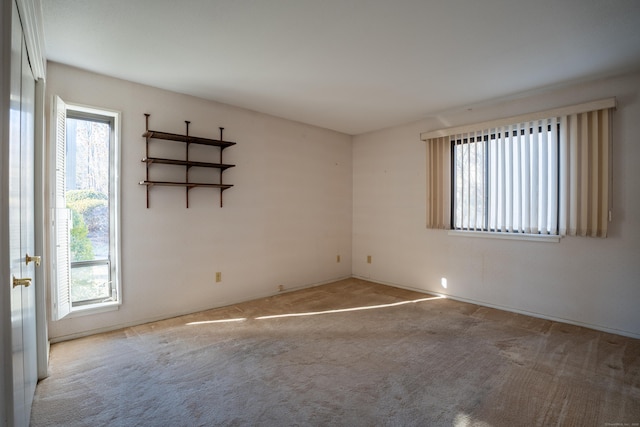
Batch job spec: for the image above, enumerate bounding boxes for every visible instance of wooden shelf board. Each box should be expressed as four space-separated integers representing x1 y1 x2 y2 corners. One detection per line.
143 130 236 148
142 157 235 170
139 180 233 190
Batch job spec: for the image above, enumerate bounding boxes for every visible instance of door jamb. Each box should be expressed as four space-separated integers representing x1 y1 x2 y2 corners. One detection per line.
34 77 48 379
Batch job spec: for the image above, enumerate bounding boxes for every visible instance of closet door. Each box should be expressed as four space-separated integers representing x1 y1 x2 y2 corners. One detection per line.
8 0 38 425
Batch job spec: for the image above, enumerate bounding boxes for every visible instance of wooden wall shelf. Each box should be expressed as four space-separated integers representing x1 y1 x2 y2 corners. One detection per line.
139 114 235 208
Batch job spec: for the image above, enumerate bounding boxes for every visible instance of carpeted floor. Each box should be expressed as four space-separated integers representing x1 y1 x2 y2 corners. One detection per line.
31 278 640 426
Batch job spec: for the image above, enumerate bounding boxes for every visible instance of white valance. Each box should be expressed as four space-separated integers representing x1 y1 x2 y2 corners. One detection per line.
421 98 616 141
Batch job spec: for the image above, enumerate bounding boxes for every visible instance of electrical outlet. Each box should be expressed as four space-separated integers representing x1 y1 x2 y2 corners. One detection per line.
367 255 372 264
215 272 222 283
337 254 341 263
278 285 284 292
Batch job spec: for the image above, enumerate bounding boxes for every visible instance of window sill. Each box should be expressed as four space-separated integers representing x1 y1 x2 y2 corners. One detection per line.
448 230 561 243
66 301 120 319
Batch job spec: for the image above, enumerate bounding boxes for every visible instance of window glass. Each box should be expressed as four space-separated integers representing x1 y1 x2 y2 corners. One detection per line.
451 125 558 234
66 115 114 305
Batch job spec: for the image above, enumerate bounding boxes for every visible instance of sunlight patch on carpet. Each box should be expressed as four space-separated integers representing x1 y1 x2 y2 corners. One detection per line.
454 412 492 427
186 318 247 325
254 296 445 320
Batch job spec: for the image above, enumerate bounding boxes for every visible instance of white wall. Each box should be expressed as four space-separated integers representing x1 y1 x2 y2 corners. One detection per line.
45 62 640 341
353 71 640 338
46 63 353 341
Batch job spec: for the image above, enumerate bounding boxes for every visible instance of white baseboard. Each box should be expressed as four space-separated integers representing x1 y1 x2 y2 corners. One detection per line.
352 275 640 340
49 275 352 343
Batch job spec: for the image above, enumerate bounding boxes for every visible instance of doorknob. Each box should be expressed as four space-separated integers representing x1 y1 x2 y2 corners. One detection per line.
26 253 41 267
12 276 32 288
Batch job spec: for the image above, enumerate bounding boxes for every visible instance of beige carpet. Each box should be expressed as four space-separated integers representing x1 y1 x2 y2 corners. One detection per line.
31 278 640 426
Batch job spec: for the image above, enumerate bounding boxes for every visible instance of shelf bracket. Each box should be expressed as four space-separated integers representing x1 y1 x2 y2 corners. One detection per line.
185 121 191 208
219 127 225 208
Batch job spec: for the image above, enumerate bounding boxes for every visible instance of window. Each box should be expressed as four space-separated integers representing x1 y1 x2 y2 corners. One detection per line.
423 98 615 239
52 96 121 319
451 122 559 234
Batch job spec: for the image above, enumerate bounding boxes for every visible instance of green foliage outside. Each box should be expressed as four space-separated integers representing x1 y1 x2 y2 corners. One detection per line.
69 198 107 214
69 209 94 261
66 189 107 202
66 189 108 262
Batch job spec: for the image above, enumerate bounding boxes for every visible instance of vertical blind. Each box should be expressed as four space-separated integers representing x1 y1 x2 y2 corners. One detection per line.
559 109 611 237
449 119 559 234
422 99 614 237
426 136 451 229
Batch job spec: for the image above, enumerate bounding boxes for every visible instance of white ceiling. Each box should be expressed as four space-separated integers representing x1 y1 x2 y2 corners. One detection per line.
41 0 640 135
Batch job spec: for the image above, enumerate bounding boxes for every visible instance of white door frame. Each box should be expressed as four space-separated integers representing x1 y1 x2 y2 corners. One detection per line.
1 3 15 423
33 77 48 379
